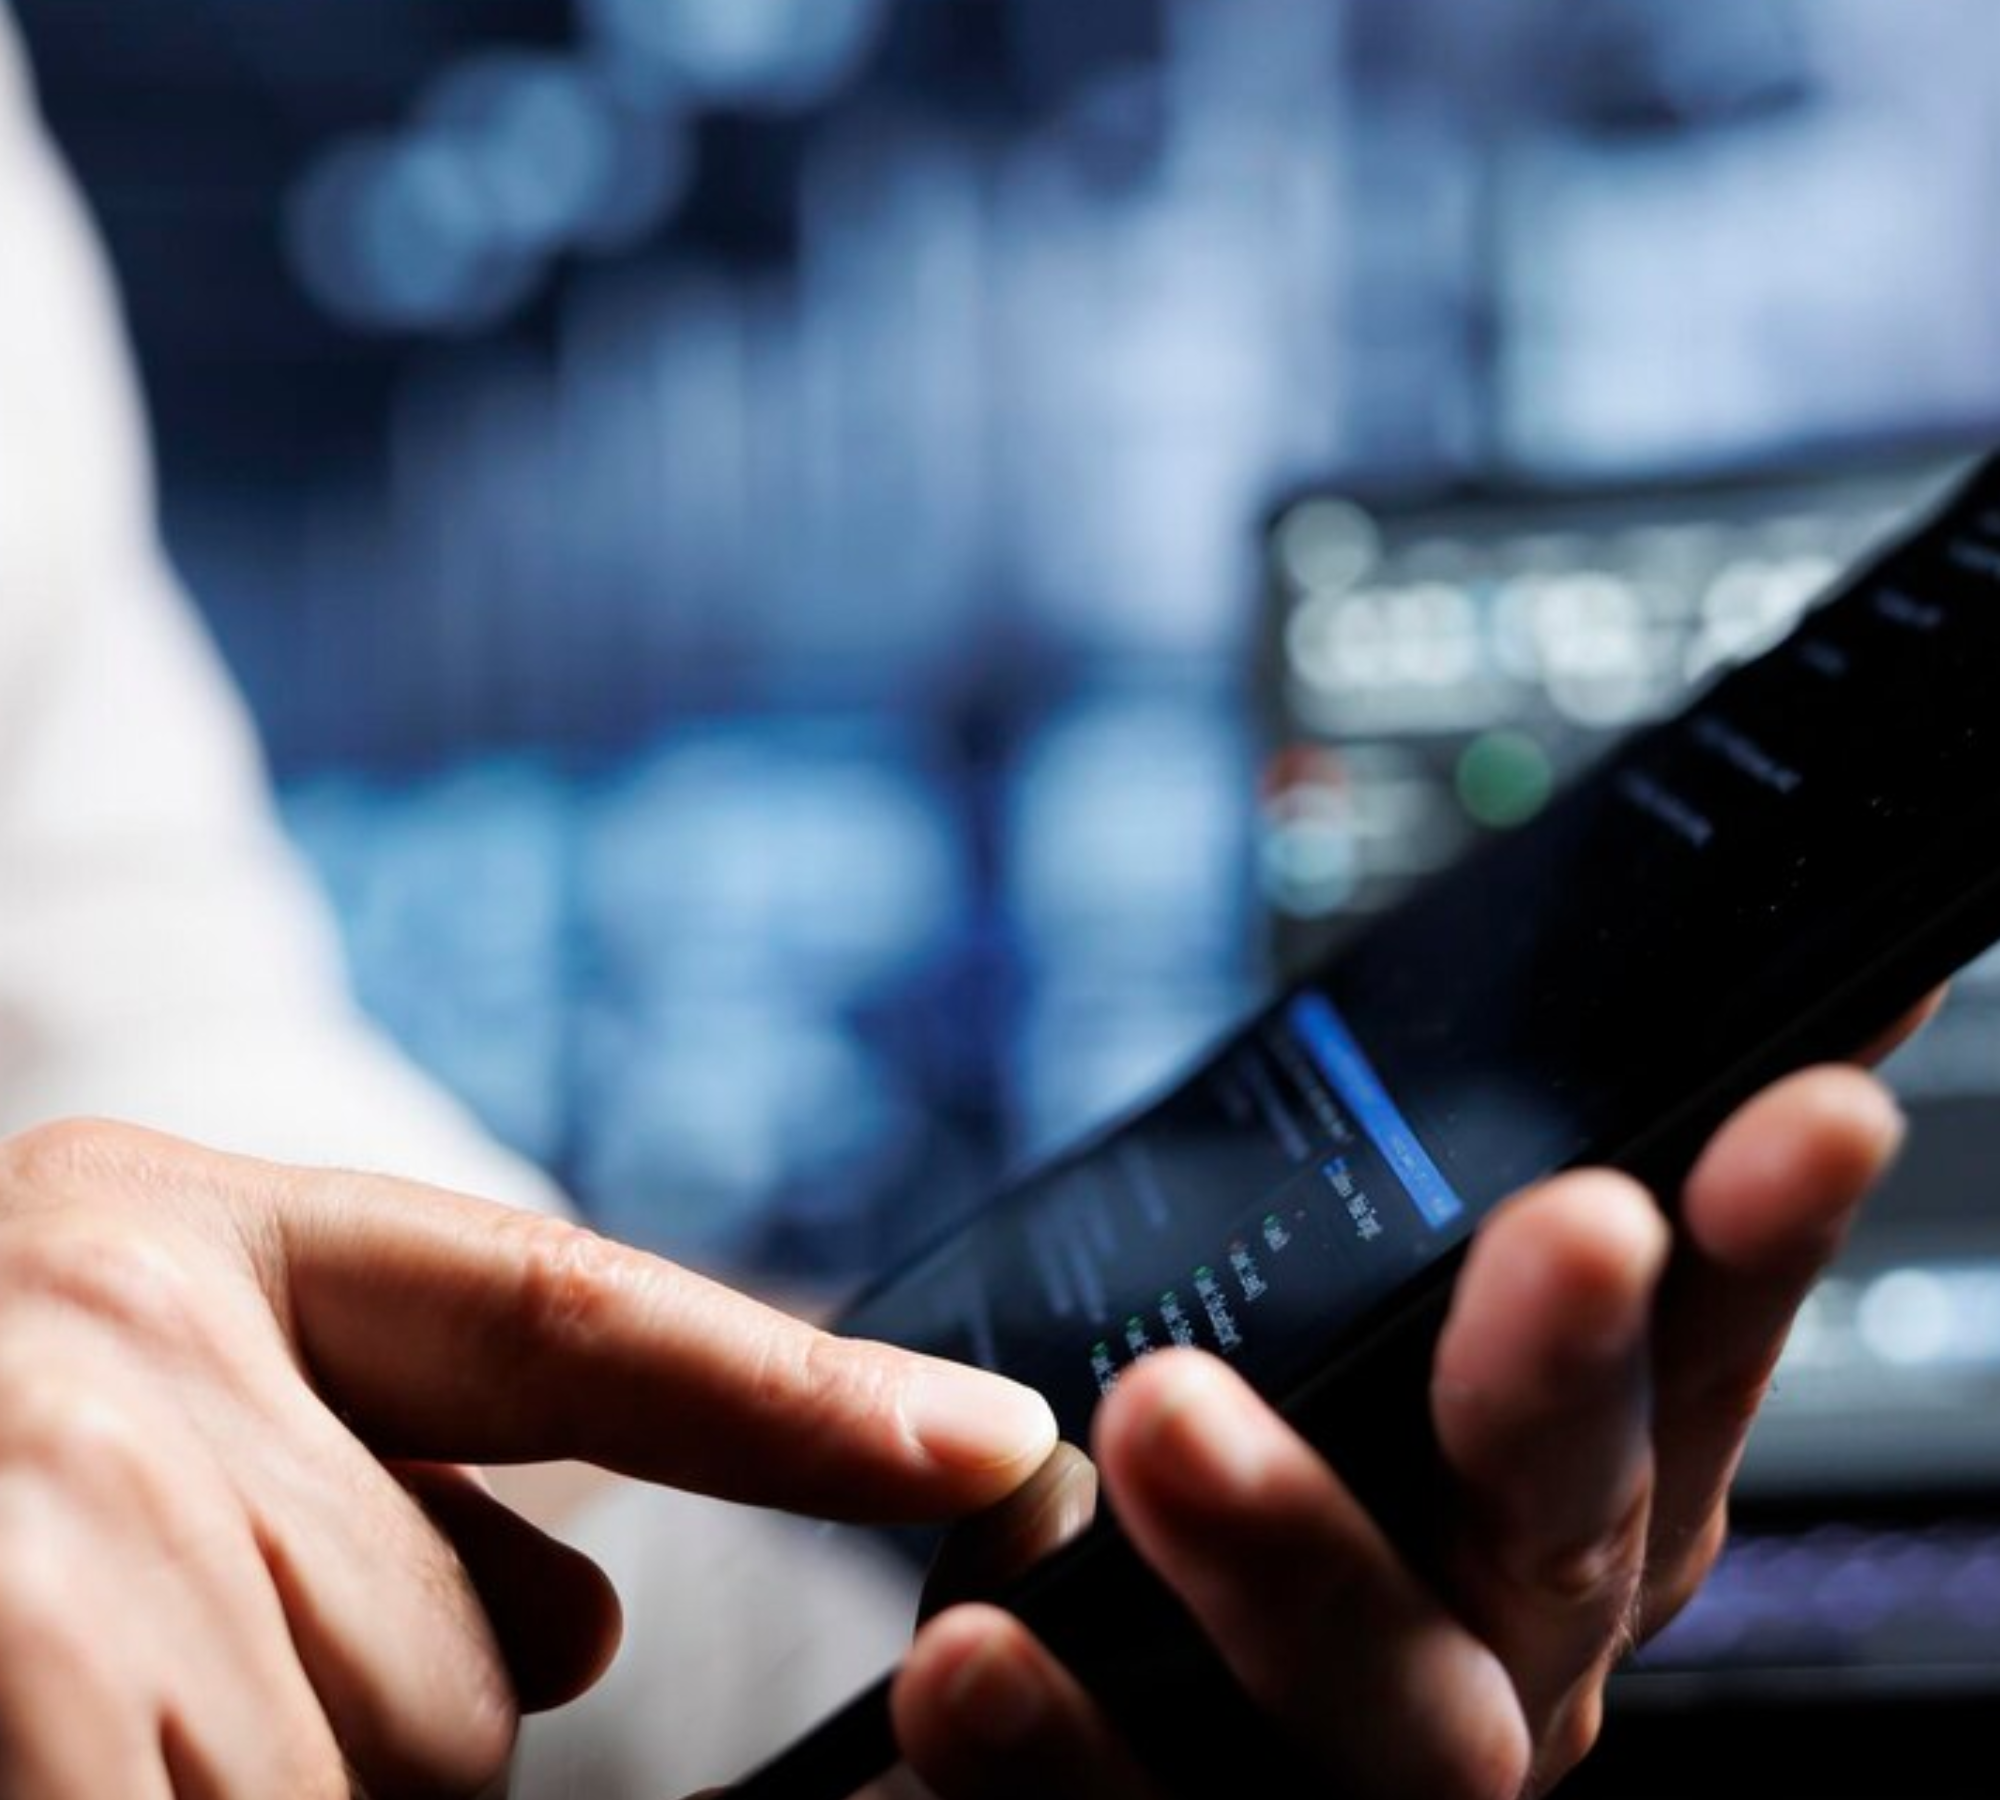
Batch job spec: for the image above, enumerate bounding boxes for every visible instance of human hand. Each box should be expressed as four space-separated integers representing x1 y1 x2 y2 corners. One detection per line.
891 1061 1911 1799
0 1120 1057 1797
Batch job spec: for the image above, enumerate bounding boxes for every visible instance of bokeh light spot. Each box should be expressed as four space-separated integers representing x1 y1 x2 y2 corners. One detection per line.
1456 729 1556 830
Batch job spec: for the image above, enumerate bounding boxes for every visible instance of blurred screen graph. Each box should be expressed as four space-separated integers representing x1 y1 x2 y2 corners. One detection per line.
282 696 1257 1270
1258 461 1958 943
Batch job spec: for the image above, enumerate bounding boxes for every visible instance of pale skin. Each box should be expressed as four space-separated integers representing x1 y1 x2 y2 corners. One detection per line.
0 1013 1932 1798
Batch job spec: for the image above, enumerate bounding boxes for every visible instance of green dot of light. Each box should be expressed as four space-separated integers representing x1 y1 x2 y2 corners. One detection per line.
1456 730 1556 831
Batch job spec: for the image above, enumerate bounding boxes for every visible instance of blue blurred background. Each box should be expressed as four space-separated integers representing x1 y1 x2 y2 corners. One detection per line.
19 0 2000 1282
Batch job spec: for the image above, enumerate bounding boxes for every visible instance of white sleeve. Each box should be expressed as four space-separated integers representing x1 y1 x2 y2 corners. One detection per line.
514 1488 922 1799
0 11 563 1214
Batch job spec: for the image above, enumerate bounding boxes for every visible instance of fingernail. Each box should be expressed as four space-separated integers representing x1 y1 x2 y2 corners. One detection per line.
905 1364 1058 1476
1137 1357 1271 1507
946 1635 1048 1747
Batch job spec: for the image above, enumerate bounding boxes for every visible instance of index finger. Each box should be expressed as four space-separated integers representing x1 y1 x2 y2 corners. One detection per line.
242 1165 1057 1524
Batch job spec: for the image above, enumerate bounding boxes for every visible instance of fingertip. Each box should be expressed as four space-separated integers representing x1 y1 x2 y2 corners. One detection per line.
536 1546 625 1709
1454 1173 1668 1371
897 1605 1158 1800
1488 1169 1668 1264
894 1606 1054 1767
1805 1066 1909 1172
1762 1064 1906 1158
1089 1347 1180 1476
900 1362 1060 1508
901 1602 1025 1696
1683 1066 1905 1269
1091 1349 1277 1512
1094 1344 1253 1428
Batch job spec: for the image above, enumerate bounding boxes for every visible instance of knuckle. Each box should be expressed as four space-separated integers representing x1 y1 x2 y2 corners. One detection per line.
1518 1483 1651 1613
0 1224 199 1349
742 1318 863 1437
794 1326 890 1421
0 1519 82 1649
0 1377 162 1508
505 1215 633 1358
0 1118 146 1197
1524 1534 1629 1614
